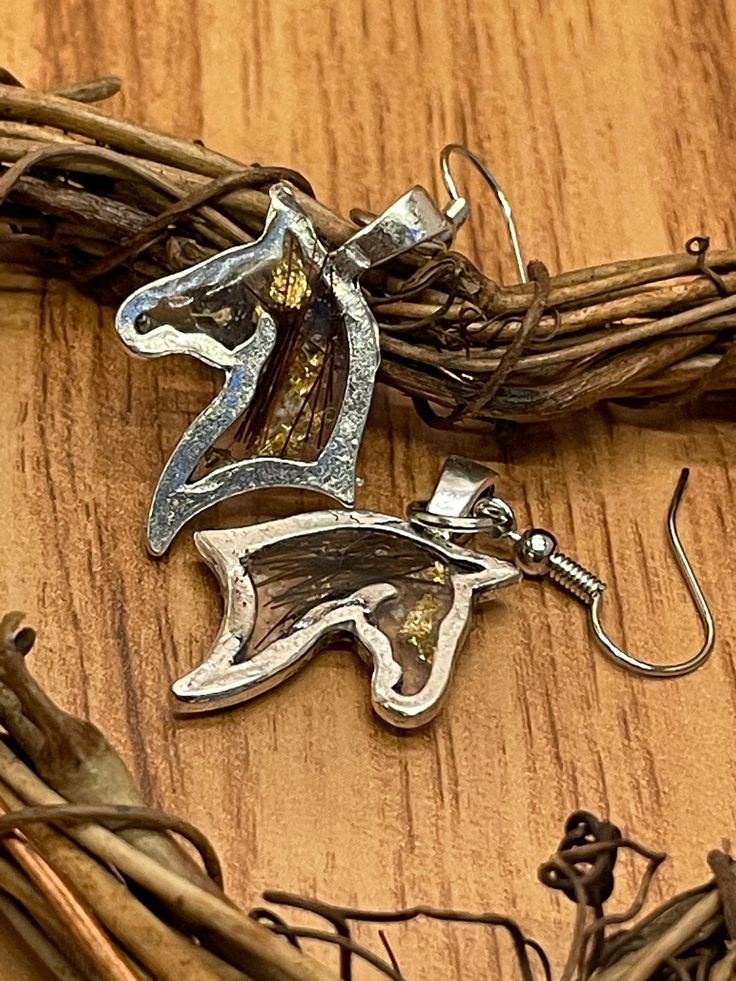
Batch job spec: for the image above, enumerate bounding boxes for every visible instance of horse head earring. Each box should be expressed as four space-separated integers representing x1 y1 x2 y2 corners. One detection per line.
172 457 715 728
115 178 466 554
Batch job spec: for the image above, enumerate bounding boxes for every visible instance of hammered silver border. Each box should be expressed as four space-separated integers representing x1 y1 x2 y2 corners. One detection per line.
115 183 451 555
172 510 520 728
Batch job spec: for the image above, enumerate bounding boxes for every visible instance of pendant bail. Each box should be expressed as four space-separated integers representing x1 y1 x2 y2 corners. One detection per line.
424 456 497 522
407 457 518 538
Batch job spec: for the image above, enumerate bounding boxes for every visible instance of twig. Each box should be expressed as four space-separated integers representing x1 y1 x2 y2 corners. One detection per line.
0 893 84 980
1 75 735 423
709 945 736 981
592 891 722 981
263 891 548 981
708 849 736 938
0 743 339 981
0 803 223 887
0 612 222 896
0 788 140 981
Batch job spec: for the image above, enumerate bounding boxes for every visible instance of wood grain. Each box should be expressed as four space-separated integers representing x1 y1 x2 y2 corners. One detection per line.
2 1 736 976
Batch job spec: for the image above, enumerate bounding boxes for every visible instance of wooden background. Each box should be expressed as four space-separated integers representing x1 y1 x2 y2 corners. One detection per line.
2 1 736 976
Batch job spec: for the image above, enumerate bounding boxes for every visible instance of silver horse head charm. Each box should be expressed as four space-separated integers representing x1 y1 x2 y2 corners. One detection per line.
115 182 452 554
172 462 521 728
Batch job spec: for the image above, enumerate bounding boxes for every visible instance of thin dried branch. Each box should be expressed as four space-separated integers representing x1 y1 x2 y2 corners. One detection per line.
592 891 722 981
0 777 249 981
0 787 141 981
0 612 220 895
262 891 550 981
0 74 734 425
0 803 223 887
0 728 335 981
0 893 84 980
0 613 734 979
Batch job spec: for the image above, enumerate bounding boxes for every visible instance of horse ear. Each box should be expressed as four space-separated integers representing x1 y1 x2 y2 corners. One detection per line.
194 528 243 570
469 554 522 602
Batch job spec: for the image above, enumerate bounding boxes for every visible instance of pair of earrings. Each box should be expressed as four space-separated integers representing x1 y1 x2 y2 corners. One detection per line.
114 151 715 729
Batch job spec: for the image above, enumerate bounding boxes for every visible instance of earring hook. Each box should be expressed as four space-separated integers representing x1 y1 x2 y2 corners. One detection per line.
586 468 715 676
500 468 715 677
439 143 528 284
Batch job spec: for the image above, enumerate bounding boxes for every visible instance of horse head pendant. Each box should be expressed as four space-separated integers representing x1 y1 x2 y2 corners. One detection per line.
116 182 454 554
172 459 521 729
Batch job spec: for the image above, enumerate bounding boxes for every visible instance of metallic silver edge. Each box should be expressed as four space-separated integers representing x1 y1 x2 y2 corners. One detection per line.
172 511 520 728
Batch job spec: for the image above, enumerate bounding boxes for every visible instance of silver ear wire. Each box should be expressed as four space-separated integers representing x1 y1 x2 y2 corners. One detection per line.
439 143 528 283
474 469 715 678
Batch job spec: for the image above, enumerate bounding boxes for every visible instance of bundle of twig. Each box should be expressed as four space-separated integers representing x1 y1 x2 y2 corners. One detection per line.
1 73 734 426
0 612 734 980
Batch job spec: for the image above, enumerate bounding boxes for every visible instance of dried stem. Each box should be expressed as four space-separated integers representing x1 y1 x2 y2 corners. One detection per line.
592 891 722 981
0 616 338 980
0 612 220 896
0 853 129 980
0 75 734 424
0 803 224 887
0 893 83 980
0 783 250 981
0 613 734 979
0 741 336 981
0 787 141 981
709 946 736 981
